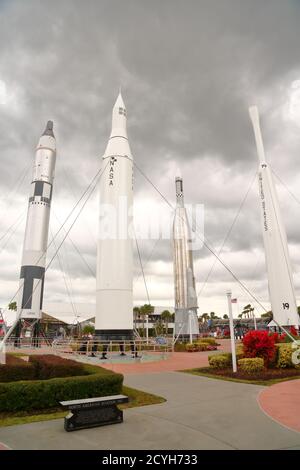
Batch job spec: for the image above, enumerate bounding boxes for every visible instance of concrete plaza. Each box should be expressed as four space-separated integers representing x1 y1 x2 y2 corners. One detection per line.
0 371 299 450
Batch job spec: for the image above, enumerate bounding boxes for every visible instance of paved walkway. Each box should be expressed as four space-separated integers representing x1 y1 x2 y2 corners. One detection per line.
99 340 232 374
258 379 300 434
0 372 299 450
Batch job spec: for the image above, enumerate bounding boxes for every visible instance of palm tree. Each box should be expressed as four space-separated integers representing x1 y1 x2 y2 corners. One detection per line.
261 311 273 320
140 304 154 337
154 319 164 336
8 301 17 311
161 310 172 334
133 306 140 330
200 313 209 323
241 304 250 318
210 312 220 320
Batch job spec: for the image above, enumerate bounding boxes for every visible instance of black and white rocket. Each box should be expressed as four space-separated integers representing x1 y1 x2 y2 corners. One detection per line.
95 92 134 340
17 121 56 322
173 176 199 338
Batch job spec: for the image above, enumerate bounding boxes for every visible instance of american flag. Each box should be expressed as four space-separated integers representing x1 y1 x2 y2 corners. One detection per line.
231 298 237 304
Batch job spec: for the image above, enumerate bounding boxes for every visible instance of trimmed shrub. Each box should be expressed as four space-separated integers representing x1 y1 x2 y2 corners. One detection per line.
208 354 231 369
186 342 217 352
243 330 276 366
198 338 219 346
29 355 87 379
174 343 186 352
0 364 123 412
236 345 244 360
0 355 35 383
175 341 219 352
214 349 244 365
198 342 217 351
277 344 294 368
238 358 264 374
186 343 199 352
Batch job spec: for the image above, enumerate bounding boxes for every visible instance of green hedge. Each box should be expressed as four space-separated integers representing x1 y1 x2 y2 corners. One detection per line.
238 358 264 374
0 355 35 383
0 354 88 382
0 363 123 412
29 355 87 379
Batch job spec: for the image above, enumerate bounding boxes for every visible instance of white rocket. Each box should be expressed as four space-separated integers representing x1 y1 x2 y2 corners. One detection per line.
95 92 134 340
249 106 299 327
173 176 199 337
18 121 57 321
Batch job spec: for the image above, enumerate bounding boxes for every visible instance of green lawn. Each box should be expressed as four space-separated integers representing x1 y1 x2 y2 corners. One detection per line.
181 367 300 386
0 385 165 427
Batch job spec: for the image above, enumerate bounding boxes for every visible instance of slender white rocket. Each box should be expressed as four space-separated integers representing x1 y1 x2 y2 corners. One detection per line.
17 121 56 320
173 176 199 337
96 93 134 339
249 106 299 327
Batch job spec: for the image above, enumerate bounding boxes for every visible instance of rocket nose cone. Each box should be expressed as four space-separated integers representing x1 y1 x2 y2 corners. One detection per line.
114 91 126 110
42 120 54 137
110 91 127 138
175 167 182 179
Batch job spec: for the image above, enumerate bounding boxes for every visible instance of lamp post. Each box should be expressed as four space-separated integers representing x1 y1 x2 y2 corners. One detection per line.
146 315 149 345
226 290 237 373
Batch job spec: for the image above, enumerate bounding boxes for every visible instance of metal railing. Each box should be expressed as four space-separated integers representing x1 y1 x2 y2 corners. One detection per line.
51 337 173 357
4 336 53 348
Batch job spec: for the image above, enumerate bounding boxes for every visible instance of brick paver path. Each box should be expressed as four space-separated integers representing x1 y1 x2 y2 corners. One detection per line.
258 379 300 433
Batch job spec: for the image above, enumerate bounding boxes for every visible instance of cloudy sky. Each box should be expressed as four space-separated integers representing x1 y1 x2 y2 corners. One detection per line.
1 0 300 322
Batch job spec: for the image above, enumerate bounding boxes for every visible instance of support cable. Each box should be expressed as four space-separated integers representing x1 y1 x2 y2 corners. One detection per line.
0 160 108 348
134 233 151 305
50 229 78 321
52 211 95 278
197 171 257 297
0 163 31 208
0 212 26 253
132 161 296 341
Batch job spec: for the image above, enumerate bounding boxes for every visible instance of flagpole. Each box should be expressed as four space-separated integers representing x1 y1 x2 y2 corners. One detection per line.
253 309 257 330
227 290 237 373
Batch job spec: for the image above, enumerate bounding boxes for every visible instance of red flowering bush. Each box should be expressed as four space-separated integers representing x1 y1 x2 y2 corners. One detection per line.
289 326 298 337
206 344 218 351
243 330 276 366
269 332 286 344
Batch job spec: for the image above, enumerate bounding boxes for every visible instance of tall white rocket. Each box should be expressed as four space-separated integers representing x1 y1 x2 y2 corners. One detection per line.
18 121 57 320
173 176 199 336
96 92 134 340
249 106 299 327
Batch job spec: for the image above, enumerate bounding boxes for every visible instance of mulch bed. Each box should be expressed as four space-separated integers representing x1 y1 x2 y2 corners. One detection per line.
194 367 300 381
